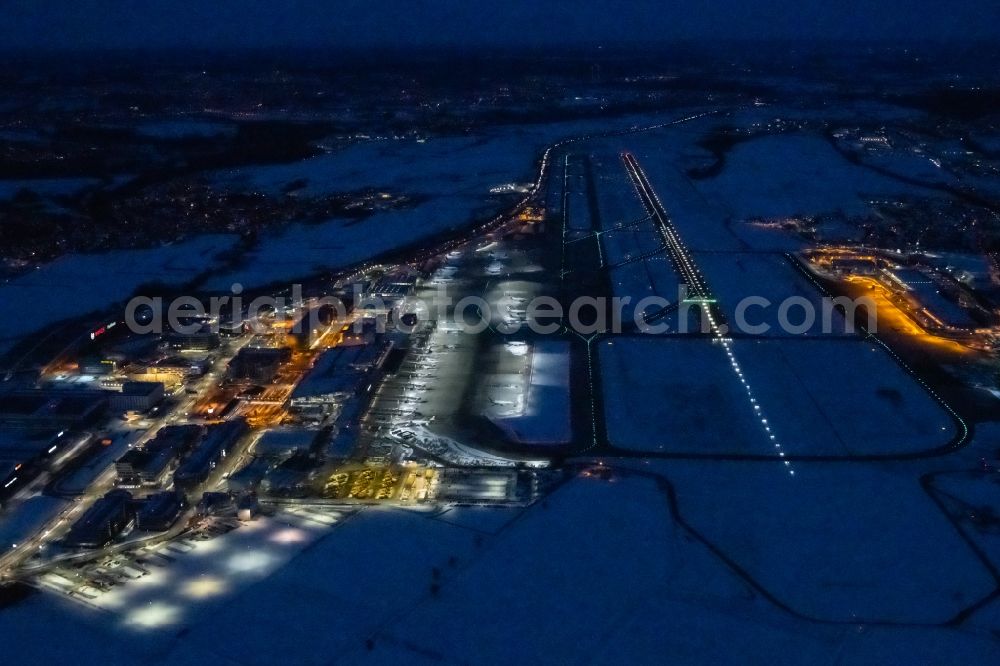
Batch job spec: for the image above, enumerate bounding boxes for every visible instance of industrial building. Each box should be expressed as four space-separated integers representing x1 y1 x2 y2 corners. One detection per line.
258 453 317 497
63 489 135 549
253 428 319 459
153 355 213 378
104 381 165 413
0 390 108 431
367 269 419 300
0 496 69 563
77 356 121 376
227 458 272 494
288 341 391 419
115 424 203 487
135 491 186 531
165 331 220 351
435 469 522 504
227 346 292 383
0 430 72 501
885 267 983 331
174 419 249 492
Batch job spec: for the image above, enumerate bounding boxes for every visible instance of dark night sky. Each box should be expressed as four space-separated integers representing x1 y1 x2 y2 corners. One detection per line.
3 0 1000 50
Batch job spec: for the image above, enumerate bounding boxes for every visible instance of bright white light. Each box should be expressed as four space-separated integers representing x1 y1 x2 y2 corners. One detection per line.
181 576 227 599
270 527 309 545
126 602 182 628
227 550 275 574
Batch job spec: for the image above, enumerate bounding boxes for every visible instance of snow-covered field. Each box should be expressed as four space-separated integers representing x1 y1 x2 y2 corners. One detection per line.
691 251 852 337
600 337 768 454
656 459 996 623
607 257 683 316
689 133 937 220
927 471 1000 577
0 234 238 356
733 338 954 455
583 111 948 257
5 472 998 664
204 112 695 291
599 336 953 456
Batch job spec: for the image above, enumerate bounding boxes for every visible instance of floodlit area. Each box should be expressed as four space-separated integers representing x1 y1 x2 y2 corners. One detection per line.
845 275 978 354
34 508 351 630
482 340 572 446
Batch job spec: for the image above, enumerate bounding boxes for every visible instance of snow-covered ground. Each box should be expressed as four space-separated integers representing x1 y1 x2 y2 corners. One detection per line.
732 338 955 455
691 251 851 337
204 111 697 291
6 472 998 664
689 133 938 220
608 256 681 300
0 234 238 355
599 336 953 456
654 459 996 624
926 470 1000 592
600 337 769 454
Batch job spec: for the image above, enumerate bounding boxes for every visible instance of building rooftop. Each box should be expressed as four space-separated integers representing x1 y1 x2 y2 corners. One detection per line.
254 428 318 459
290 343 388 401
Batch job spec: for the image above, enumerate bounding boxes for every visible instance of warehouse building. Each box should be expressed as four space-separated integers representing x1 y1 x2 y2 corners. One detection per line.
135 491 186 532
174 419 249 492
0 390 108 431
104 381 165 413
115 424 203 487
0 430 71 499
165 331 220 351
64 489 135 549
253 428 319 460
288 340 391 419
227 347 292 383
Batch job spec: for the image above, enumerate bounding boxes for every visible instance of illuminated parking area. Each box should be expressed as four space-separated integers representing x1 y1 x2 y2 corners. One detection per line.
481 340 571 446
38 508 350 630
844 276 975 355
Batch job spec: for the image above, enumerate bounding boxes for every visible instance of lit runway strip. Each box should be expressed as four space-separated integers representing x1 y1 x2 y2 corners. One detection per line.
621 154 793 475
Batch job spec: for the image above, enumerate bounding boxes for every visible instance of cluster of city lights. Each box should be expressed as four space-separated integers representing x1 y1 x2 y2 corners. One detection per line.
788 251 967 446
